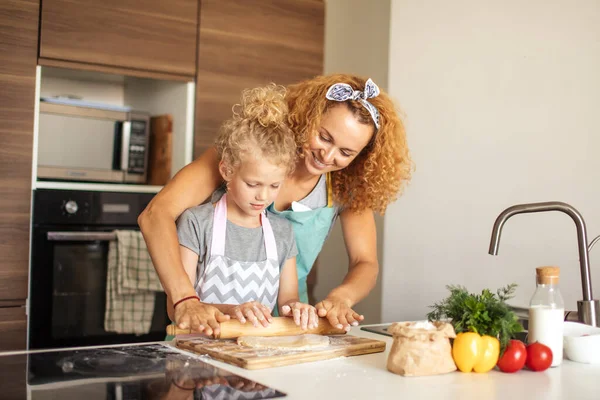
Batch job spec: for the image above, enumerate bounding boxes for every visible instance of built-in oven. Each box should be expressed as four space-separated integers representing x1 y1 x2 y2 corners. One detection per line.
29 189 168 350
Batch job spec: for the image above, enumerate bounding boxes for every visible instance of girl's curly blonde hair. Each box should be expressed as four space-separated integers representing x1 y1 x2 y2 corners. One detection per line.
286 74 413 214
216 84 297 175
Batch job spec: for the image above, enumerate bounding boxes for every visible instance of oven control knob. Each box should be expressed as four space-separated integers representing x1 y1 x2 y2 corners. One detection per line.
64 200 78 215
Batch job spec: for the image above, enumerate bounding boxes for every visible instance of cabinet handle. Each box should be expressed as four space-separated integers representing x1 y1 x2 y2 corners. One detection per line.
46 231 117 241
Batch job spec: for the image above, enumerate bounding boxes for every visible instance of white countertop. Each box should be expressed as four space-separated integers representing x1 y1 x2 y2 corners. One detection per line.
173 324 600 400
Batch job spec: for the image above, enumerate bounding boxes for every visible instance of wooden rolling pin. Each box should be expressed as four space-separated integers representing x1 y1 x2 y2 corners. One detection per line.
166 317 347 339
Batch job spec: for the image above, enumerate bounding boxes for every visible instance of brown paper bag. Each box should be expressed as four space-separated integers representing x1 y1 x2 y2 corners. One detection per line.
386 321 457 377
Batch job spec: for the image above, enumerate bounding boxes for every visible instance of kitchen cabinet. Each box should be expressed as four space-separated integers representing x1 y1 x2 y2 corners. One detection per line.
39 0 198 79
0 306 27 351
0 0 38 305
194 0 325 156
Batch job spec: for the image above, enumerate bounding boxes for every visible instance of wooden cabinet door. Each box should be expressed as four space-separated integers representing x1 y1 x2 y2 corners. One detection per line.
40 0 198 78
0 0 38 302
0 306 27 351
194 0 325 156
0 307 27 398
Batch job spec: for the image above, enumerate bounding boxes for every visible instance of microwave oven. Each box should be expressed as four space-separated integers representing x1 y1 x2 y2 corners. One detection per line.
37 98 150 184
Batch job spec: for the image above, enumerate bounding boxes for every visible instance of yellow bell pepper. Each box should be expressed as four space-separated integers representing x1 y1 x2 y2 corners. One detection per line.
452 332 500 373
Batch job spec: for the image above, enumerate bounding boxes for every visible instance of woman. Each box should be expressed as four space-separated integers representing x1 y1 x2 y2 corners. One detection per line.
139 74 413 336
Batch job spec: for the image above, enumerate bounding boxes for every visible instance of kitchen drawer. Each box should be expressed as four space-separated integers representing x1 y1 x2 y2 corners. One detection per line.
0 306 27 351
40 0 198 78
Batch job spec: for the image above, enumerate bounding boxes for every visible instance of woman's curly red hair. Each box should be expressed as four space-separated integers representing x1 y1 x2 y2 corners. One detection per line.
286 74 413 214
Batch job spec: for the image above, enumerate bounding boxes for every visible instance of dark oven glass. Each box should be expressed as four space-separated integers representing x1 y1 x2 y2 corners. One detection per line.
30 190 168 350
52 238 109 339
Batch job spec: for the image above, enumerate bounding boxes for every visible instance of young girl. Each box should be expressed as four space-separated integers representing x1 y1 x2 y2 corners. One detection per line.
170 85 317 332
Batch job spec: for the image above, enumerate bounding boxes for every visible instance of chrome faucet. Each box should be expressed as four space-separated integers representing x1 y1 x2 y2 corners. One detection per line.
489 201 600 327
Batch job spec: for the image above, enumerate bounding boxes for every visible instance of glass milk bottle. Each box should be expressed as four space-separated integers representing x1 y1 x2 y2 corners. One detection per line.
528 266 565 367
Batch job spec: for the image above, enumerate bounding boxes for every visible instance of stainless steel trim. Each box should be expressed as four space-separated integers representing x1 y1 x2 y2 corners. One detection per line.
360 325 392 337
47 231 116 241
577 300 600 327
121 121 131 171
123 112 150 184
123 173 147 184
34 180 162 193
37 166 124 183
508 305 529 318
510 305 591 327
40 102 128 120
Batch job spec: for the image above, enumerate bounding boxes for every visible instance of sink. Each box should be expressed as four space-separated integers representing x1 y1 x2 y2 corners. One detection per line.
361 324 393 337
361 323 529 343
514 330 528 342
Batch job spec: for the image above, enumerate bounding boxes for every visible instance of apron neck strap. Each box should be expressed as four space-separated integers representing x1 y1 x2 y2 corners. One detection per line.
210 194 278 261
260 213 278 261
210 193 228 256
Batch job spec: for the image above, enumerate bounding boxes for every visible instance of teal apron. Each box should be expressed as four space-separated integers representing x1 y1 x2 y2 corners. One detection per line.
267 173 336 305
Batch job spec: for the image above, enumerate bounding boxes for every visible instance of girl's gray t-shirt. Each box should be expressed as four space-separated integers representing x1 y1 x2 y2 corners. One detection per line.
176 203 298 282
177 174 338 282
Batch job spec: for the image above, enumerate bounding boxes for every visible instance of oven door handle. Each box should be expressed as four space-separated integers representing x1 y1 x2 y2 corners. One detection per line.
46 231 117 241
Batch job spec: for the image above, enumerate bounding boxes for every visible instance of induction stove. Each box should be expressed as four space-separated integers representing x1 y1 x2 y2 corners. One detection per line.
1 343 285 399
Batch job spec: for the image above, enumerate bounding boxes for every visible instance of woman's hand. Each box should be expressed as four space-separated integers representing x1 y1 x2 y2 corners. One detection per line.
222 376 267 392
174 300 230 336
228 301 273 328
280 301 318 330
315 296 364 332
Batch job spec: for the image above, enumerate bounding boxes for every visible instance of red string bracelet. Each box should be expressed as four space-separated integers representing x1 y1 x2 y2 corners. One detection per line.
173 295 200 309
171 379 195 391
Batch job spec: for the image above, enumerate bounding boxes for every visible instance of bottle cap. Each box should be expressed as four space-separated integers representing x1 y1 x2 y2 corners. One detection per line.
536 266 560 285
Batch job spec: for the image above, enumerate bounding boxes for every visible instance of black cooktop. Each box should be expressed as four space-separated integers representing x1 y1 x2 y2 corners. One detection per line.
1 343 285 399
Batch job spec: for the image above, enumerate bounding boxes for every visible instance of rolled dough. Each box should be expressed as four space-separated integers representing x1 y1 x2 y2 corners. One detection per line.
237 334 330 350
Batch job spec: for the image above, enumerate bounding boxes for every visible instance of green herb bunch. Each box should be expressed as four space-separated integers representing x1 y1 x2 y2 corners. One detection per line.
427 283 524 352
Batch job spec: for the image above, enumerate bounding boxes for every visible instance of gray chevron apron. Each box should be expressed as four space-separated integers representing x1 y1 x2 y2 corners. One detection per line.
195 194 280 311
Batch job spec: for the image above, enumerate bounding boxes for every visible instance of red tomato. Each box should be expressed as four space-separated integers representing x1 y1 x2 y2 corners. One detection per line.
525 342 553 371
497 339 527 373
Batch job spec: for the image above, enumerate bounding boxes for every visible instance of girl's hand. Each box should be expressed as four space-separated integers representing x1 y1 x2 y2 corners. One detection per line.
315 296 364 332
229 301 273 328
280 301 318 330
174 300 230 337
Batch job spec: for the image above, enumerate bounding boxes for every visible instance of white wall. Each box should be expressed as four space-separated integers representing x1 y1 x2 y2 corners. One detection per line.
383 0 600 322
323 0 391 89
124 78 195 175
317 0 391 323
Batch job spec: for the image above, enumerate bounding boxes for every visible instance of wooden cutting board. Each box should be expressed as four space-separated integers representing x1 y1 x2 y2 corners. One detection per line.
176 335 386 370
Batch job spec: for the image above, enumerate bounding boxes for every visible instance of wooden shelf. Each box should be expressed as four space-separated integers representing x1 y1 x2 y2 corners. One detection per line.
38 57 194 83
35 180 163 193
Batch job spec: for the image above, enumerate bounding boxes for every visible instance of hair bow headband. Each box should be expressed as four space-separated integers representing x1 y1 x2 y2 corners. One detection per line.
325 78 381 130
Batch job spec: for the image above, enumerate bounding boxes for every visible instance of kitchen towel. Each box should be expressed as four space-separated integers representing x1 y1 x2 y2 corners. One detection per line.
104 230 163 335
